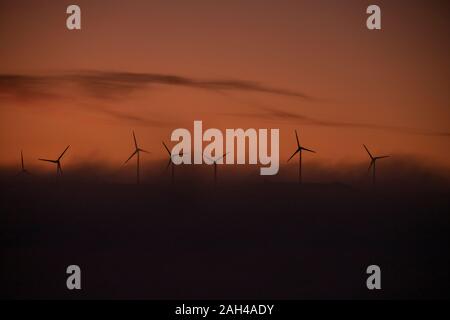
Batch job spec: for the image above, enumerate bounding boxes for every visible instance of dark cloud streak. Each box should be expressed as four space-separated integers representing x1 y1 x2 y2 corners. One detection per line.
0 71 312 101
223 106 450 137
2 71 448 137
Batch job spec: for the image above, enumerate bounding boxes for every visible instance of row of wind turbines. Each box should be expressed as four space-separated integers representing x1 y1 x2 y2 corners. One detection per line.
17 130 389 185
286 130 389 185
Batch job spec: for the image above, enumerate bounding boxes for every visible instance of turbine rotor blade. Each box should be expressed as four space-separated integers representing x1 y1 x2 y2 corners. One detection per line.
376 156 390 160
162 141 171 156
139 148 151 154
221 152 230 159
124 150 138 165
39 158 57 163
363 144 374 160
58 145 70 160
132 131 138 149
295 130 300 149
301 147 316 153
21 150 24 170
172 152 189 159
287 149 300 162
368 160 374 171
216 152 229 162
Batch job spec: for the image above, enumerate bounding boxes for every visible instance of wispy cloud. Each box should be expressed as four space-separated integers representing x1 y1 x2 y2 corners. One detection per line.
0 71 312 101
223 106 450 137
2 71 447 137
268 108 450 136
0 75 61 101
93 106 172 128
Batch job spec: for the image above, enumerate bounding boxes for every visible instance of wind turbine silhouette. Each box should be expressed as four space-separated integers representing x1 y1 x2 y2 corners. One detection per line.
123 131 150 184
39 145 70 179
288 130 316 184
205 153 229 185
363 144 389 185
162 141 186 185
17 150 31 176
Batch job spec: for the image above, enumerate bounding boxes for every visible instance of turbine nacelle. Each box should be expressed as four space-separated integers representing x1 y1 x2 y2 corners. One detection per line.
364 144 389 169
287 130 316 184
123 131 150 184
363 144 390 184
162 141 188 170
38 145 70 176
287 130 316 162
124 131 151 165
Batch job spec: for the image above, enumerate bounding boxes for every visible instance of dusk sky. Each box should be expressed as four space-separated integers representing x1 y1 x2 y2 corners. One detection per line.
0 0 449 173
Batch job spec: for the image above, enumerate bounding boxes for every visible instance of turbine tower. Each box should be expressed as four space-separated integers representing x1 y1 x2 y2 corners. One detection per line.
18 150 31 176
363 144 389 185
205 153 228 185
39 145 70 179
288 130 315 184
124 131 150 184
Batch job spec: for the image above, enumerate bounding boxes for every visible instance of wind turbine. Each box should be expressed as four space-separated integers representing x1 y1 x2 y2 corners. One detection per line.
363 144 389 185
39 145 70 179
162 141 186 185
288 130 316 184
17 150 31 176
123 131 150 184
205 153 229 185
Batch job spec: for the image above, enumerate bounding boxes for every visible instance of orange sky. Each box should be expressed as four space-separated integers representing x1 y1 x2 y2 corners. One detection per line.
0 0 449 173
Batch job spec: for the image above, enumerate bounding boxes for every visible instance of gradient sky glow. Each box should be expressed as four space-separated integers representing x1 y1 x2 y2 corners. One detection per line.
0 0 449 173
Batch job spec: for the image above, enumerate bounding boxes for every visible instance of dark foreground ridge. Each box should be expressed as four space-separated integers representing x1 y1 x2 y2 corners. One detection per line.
1 178 449 299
